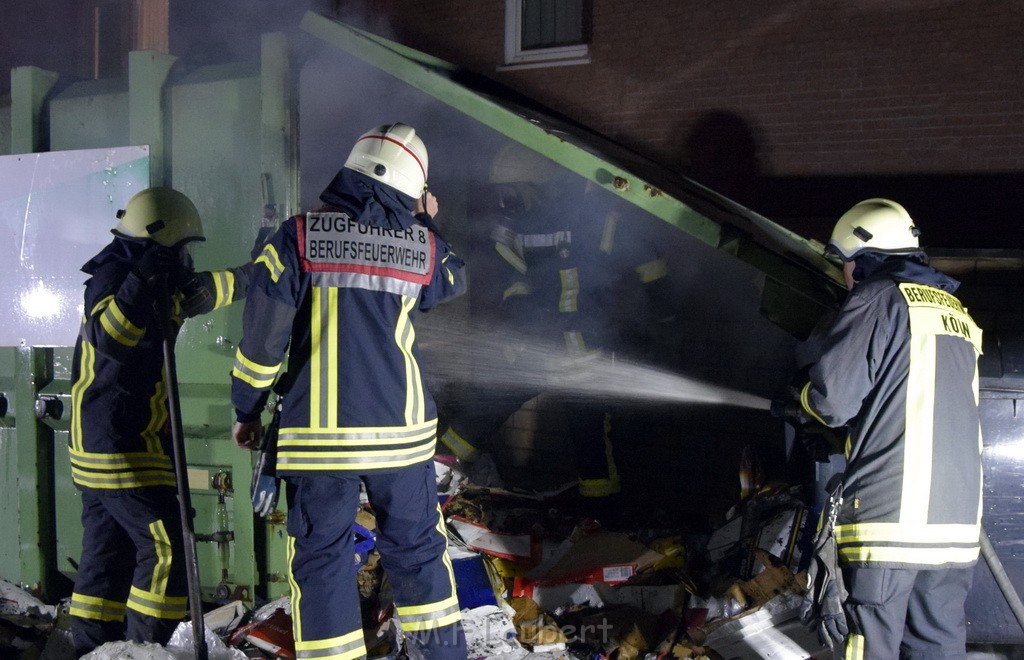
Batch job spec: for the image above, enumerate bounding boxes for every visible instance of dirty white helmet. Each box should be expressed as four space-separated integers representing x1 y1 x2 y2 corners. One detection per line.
489 142 558 185
343 123 428 199
113 187 205 248
826 198 920 261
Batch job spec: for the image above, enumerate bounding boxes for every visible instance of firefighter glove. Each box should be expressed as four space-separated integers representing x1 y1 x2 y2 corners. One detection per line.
178 271 215 318
770 395 808 424
250 449 279 517
133 245 177 287
800 486 849 649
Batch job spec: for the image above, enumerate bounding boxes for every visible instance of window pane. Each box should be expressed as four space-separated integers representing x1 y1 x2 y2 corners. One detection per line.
521 0 585 50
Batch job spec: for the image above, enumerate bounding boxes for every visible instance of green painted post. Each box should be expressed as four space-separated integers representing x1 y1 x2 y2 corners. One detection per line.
129 50 176 185
10 66 59 154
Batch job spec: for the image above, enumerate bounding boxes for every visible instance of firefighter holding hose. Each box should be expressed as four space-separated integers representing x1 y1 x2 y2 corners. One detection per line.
774 199 984 659
67 187 252 656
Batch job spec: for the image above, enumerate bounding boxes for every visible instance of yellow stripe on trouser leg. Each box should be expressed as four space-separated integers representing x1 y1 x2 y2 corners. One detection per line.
127 585 187 619
148 520 172 595
69 593 127 622
295 630 366 660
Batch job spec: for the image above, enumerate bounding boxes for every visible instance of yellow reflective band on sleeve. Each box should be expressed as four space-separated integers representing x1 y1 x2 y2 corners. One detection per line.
70 340 97 452
90 294 115 317
559 268 579 312
799 382 829 426
495 242 527 274
845 633 864 660
442 254 455 285
839 545 980 565
232 348 282 388
835 522 980 546
256 243 285 283
635 257 668 283
148 520 172 595
70 593 127 622
100 300 145 347
440 427 479 462
212 270 234 309
127 586 187 620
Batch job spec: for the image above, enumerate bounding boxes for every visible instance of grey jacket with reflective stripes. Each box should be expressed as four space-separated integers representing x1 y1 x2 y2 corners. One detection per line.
802 269 983 570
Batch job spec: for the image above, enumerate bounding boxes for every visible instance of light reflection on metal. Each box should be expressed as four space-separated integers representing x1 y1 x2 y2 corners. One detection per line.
19 280 65 319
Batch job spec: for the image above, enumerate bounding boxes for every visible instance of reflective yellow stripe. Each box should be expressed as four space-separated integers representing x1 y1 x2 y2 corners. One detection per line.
559 268 579 312
902 326 936 525
100 300 145 347
397 595 460 617
845 632 864 660
442 254 456 285
326 287 339 428
278 419 438 443
70 593 127 622
295 630 366 659
149 521 172 595
578 477 621 497
799 381 829 426
143 371 168 454
839 544 979 565
440 427 479 462
635 257 668 283
69 448 172 470
287 536 302 640
71 340 96 452
256 243 285 283
564 331 587 355
495 242 527 274
232 348 282 388
502 280 530 300
71 468 177 490
310 288 323 426
395 296 424 424
127 585 187 619
835 522 980 545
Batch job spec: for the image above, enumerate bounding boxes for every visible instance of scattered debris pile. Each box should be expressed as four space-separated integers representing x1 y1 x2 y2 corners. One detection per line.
1 458 831 659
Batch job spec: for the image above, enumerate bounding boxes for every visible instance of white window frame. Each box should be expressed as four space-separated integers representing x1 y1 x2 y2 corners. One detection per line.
499 0 591 71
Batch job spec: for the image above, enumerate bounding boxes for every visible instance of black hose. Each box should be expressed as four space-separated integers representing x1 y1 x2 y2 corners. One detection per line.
980 529 1024 634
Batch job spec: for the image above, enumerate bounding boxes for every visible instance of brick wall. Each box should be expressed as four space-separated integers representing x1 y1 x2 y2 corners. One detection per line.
374 1 1024 177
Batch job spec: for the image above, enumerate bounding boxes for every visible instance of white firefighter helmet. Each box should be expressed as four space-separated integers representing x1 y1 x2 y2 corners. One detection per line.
113 187 205 248
343 123 428 199
826 198 920 261
489 142 558 185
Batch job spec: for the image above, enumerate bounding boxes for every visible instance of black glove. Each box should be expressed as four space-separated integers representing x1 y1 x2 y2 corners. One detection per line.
178 271 215 318
770 395 808 423
800 483 849 649
133 245 177 287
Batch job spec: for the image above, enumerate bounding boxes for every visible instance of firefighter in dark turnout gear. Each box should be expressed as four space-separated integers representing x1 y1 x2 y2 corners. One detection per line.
68 187 252 656
439 142 676 511
796 199 983 659
231 123 467 659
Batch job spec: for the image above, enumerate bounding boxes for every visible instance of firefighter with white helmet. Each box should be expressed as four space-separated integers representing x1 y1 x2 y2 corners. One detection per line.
776 198 984 657
231 123 467 659
68 186 253 655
